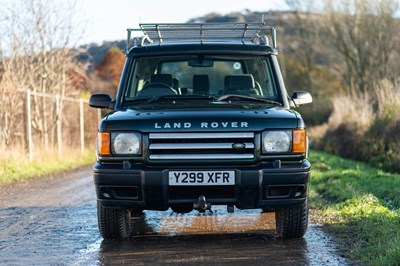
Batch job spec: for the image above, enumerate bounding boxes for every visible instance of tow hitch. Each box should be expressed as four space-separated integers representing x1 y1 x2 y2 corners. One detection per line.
193 195 212 213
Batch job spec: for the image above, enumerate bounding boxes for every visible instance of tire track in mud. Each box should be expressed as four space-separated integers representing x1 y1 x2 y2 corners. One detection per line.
0 167 349 265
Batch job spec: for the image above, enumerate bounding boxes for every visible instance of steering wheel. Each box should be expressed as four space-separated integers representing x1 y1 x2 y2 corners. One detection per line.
137 83 177 97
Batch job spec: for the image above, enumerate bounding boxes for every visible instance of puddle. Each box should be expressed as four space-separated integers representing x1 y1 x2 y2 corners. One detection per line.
304 225 349 266
94 207 350 265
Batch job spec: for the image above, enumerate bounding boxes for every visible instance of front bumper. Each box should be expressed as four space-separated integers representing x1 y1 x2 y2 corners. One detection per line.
93 160 311 211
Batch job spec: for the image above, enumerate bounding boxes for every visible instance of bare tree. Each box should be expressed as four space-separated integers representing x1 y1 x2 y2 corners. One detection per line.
285 0 321 90
323 0 400 93
0 0 87 151
282 0 342 125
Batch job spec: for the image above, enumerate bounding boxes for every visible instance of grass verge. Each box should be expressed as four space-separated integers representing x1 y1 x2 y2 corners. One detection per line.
0 148 95 184
309 150 400 266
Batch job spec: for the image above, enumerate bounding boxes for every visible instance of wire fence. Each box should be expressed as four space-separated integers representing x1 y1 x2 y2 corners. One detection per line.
1 90 100 160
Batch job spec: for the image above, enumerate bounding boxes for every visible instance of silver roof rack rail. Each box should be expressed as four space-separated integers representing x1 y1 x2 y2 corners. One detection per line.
126 22 277 53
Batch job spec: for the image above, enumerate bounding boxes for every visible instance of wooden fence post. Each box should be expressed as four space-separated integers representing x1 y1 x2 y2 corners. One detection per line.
80 98 85 155
56 94 62 156
27 90 33 161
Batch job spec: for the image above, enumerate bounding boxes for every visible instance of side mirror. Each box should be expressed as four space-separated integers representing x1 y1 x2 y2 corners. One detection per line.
89 94 112 109
290 91 312 107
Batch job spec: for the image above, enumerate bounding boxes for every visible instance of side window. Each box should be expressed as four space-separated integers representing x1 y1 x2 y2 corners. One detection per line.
125 58 158 99
259 59 278 100
240 58 277 99
124 60 139 99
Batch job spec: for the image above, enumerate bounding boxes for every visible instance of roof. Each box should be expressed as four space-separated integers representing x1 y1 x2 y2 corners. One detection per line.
127 42 275 57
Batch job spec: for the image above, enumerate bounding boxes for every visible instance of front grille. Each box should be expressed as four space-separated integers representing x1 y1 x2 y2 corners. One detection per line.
148 132 255 160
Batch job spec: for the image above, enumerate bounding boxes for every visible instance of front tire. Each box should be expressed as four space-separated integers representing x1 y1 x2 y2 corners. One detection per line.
97 201 131 240
275 201 308 239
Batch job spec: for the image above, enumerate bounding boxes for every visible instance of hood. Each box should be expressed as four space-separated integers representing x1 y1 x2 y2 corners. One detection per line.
100 106 300 132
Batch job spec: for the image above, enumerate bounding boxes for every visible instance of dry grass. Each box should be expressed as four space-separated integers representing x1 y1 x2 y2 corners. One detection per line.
312 81 400 172
307 123 329 146
0 146 95 184
375 80 400 119
327 92 373 133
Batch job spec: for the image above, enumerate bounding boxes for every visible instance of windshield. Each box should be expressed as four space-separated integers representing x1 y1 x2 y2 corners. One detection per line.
123 55 280 105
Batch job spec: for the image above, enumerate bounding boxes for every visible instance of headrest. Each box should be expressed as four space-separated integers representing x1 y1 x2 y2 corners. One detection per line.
193 75 210 94
224 74 255 90
150 74 173 87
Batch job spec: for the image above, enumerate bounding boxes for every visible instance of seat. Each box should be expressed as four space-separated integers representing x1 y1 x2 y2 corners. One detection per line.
223 74 259 96
192 75 210 95
136 74 177 97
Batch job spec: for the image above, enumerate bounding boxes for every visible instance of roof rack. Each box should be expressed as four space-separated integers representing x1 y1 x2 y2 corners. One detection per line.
126 23 277 53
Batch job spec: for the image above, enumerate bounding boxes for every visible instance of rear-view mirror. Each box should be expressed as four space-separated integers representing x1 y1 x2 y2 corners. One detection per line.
188 59 214 67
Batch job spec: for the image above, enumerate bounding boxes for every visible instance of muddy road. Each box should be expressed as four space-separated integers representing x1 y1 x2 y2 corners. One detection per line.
0 167 349 265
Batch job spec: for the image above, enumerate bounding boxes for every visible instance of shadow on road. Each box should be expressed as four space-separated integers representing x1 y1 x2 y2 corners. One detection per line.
99 232 308 265
97 209 309 265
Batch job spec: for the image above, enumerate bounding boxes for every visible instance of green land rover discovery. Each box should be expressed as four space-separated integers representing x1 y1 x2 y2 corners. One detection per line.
89 22 312 240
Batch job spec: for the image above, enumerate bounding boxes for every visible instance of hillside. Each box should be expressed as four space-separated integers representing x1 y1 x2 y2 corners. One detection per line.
77 40 125 72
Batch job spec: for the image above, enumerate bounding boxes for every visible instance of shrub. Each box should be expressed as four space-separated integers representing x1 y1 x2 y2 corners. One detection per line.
312 81 400 173
361 83 400 172
281 55 341 126
313 92 373 160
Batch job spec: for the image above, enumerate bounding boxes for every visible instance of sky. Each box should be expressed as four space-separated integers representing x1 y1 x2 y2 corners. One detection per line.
80 0 289 45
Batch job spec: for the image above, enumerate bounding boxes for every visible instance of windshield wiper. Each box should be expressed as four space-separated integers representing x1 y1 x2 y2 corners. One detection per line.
217 95 282 106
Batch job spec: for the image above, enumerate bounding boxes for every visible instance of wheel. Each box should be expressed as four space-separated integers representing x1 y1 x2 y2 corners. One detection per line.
97 201 131 240
275 201 308 239
171 205 193 214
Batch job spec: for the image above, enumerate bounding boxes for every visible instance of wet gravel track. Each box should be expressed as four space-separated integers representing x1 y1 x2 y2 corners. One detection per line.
0 167 349 265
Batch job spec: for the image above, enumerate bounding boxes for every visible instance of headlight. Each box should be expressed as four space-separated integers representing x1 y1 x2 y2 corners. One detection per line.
262 130 292 153
111 132 141 155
